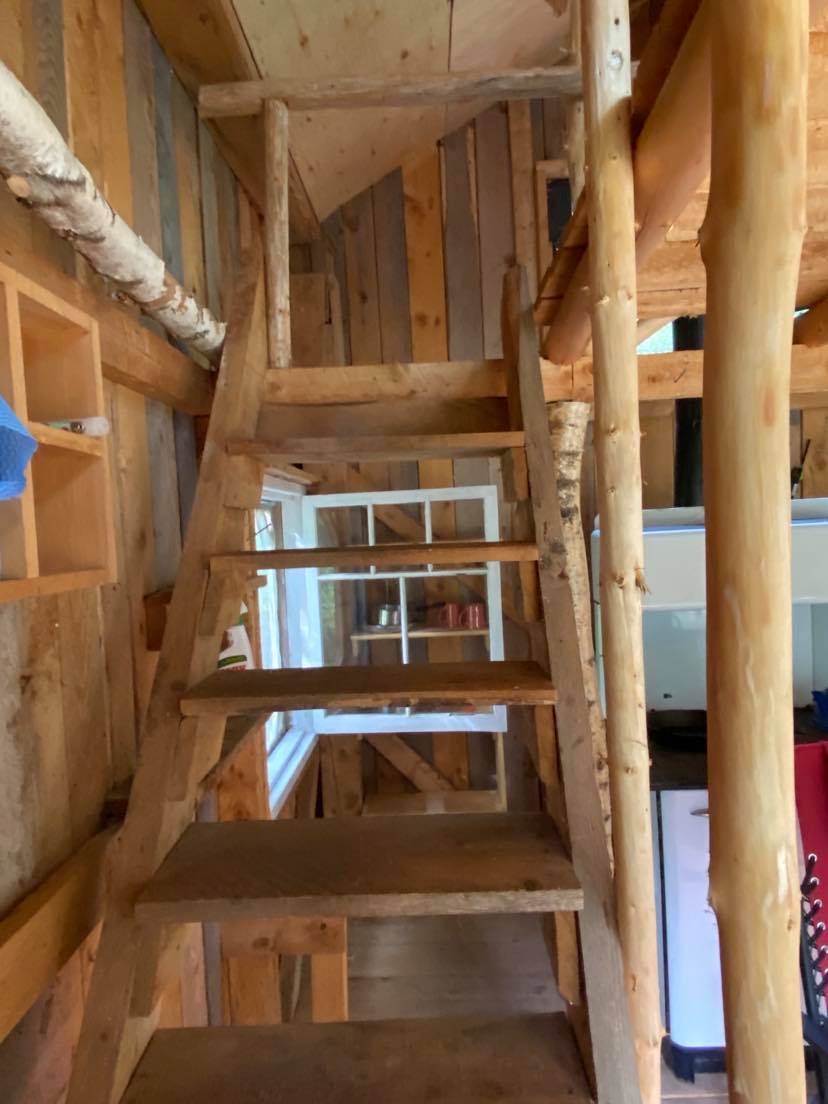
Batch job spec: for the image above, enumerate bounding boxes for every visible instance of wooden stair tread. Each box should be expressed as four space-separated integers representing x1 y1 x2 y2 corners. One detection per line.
122 1014 591 1104
226 430 525 462
210 539 539 571
135 813 582 921
181 660 556 716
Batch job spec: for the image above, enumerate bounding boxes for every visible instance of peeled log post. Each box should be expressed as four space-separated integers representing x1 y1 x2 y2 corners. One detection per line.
548 402 611 849
0 61 225 361
701 3 808 1102
264 100 292 370
581 0 662 1100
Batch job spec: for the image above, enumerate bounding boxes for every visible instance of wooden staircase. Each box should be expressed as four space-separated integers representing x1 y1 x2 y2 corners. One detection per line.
136 813 583 922
65 148 641 1102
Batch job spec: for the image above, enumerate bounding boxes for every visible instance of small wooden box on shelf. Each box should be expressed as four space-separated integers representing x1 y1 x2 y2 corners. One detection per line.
0 261 115 602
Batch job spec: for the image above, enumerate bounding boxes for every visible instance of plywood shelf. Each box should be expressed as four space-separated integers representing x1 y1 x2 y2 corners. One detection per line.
28 421 105 457
180 660 557 716
0 568 111 604
136 813 582 922
0 262 115 600
350 626 489 642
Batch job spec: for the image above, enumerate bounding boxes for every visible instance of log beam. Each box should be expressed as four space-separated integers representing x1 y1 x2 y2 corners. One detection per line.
200 66 583 118
262 345 828 406
581 0 661 1099
0 61 225 361
701 2 808 1101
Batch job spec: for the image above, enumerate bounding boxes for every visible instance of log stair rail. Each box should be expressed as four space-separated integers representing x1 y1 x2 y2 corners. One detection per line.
64 90 642 1104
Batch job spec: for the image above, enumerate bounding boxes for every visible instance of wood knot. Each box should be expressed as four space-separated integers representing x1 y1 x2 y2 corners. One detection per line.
6 175 31 199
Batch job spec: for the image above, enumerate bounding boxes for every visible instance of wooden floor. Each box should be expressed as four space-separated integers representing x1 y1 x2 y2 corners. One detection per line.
305 914 732 1104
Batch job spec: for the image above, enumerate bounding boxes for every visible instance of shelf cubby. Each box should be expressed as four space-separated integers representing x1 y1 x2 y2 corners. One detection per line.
0 262 115 602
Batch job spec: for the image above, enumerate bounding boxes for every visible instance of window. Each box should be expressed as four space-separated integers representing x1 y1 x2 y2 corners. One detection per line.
256 477 316 814
300 483 506 735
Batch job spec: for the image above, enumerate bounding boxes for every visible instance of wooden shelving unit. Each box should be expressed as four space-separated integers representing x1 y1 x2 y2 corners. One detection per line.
0 262 115 602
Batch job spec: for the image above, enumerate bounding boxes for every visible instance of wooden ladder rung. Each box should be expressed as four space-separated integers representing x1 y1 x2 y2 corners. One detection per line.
135 812 582 923
121 1013 590 1104
210 540 539 572
180 660 557 716
226 431 526 463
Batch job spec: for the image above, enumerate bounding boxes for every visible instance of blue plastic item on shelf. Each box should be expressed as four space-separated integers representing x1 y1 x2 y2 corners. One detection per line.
813 689 828 732
0 395 37 500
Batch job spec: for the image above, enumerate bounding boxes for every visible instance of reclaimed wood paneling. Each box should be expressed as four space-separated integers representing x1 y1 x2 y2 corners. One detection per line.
343 189 382 365
476 105 515 359
443 126 484 361
372 170 412 363
123 0 182 591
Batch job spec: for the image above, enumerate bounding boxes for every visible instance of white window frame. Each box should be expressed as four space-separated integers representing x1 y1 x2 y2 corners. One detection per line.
300 484 506 734
257 475 317 811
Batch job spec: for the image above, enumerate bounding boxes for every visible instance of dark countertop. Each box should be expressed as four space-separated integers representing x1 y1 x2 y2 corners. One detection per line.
648 709 828 792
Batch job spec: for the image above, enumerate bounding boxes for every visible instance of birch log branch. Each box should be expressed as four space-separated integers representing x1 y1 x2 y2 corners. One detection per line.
0 61 226 361
548 401 612 851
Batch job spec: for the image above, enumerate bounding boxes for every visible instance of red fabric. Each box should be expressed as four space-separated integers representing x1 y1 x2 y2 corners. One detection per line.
795 742 828 873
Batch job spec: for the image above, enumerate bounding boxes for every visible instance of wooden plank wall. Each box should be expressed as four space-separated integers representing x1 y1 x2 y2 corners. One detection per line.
0 2 246 1099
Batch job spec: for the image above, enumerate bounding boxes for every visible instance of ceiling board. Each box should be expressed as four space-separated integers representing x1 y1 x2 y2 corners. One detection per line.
444 0 568 133
449 0 568 70
231 0 571 219
233 0 450 220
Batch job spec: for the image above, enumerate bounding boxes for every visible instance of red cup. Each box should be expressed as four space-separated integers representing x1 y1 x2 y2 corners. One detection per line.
438 602 461 628
460 602 487 630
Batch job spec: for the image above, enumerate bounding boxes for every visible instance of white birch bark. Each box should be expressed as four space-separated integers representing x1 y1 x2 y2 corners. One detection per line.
0 62 226 360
